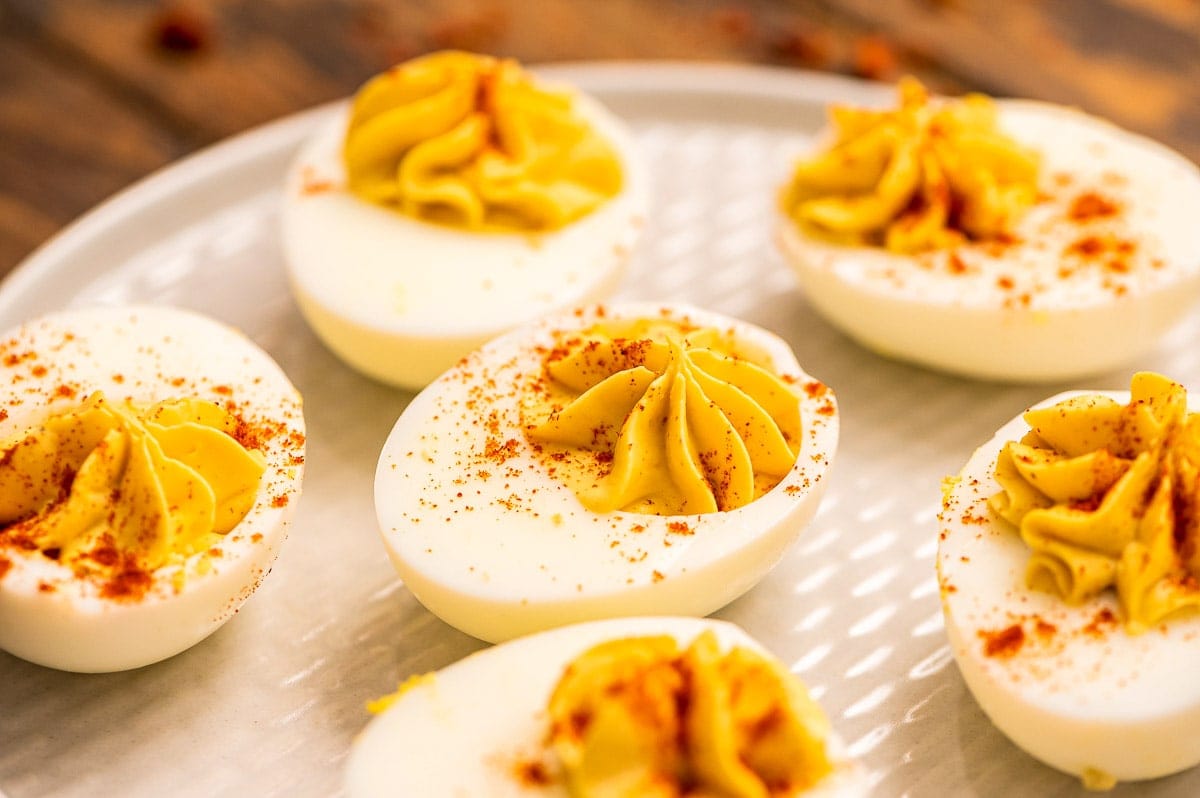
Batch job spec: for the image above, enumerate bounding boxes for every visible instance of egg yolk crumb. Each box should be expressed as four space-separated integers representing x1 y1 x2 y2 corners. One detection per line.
989 372 1200 633
781 76 1040 253
1080 767 1117 792
522 319 802 515
366 672 436 715
0 392 265 598
547 631 832 797
342 49 623 232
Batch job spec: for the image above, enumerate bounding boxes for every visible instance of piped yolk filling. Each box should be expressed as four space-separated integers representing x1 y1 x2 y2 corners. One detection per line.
990 372 1200 633
781 76 1040 253
342 49 623 232
547 631 832 798
0 392 265 598
522 319 801 516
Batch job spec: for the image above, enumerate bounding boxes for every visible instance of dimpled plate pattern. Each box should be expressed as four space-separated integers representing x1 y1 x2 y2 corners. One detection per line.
1 63 1199 797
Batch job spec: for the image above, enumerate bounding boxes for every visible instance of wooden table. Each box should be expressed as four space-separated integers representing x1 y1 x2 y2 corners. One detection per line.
3 0 1198 279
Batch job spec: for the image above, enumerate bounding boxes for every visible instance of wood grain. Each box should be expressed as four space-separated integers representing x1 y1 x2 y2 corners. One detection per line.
0 15 183 275
1 0 1196 277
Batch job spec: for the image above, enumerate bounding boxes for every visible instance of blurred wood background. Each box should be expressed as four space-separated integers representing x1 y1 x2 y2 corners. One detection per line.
2 0 1198 277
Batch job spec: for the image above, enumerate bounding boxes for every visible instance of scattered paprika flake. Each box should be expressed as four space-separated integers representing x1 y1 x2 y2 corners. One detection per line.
980 623 1025 658
301 177 336 196
803 380 828 399
512 759 552 788
85 542 119 568
1065 234 1135 260
484 437 521 464
1034 619 1057 639
981 231 1021 257
230 411 298 452
1083 608 1117 638
98 552 155 601
3 351 35 367
1068 191 1120 222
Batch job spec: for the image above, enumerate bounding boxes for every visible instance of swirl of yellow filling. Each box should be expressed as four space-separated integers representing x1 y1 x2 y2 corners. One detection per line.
523 320 801 515
342 50 624 232
781 77 1040 253
547 631 832 798
989 372 1200 632
0 392 266 592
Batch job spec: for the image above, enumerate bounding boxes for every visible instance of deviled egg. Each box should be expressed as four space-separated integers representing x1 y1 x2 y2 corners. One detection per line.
374 303 838 643
777 78 1200 382
0 305 305 672
281 50 647 390
346 616 866 797
939 373 1200 785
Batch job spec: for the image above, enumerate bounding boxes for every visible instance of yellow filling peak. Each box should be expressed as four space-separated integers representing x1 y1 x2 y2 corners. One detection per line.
781 76 1040 253
0 392 266 593
547 631 832 798
989 372 1200 633
342 50 623 232
523 320 801 515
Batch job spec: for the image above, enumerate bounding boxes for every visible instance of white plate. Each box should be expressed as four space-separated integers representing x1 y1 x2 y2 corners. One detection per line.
2 62 1199 797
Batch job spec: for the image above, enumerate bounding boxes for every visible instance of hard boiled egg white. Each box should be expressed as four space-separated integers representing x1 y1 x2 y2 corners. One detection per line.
778 101 1200 382
345 616 866 797
0 305 305 672
374 303 838 643
280 89 647 391
939 390 1200 784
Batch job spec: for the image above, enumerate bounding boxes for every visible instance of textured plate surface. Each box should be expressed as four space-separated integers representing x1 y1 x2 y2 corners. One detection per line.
2 62 1200 797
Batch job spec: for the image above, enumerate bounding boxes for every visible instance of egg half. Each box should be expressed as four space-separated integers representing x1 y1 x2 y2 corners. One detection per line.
345 616 866 797
0 305 305 672
778 99 1200 382
280 70 647 391
374 303 838 643
939 388 1200 784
